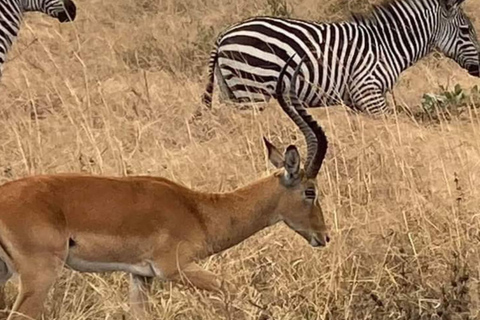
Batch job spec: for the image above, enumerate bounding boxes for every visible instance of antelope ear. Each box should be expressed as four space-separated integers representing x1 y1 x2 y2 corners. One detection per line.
264 137 284 169
284 145 300 177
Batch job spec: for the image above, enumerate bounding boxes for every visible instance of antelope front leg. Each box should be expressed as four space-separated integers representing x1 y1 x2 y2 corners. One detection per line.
129 275 153 319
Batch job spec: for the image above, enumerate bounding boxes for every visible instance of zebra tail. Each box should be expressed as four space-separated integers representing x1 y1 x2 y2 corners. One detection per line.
202 45 219 108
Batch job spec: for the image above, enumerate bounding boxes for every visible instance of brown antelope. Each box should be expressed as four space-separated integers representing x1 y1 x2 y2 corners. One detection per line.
0 57 329 320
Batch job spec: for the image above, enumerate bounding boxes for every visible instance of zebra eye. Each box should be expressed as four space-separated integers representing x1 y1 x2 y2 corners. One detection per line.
304 187 316 200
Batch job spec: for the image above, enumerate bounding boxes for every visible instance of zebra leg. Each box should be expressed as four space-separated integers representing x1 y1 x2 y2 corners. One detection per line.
350 88 392 116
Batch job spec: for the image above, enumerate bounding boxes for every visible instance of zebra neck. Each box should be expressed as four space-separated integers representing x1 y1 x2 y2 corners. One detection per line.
21 0 44 12
363 0 440 74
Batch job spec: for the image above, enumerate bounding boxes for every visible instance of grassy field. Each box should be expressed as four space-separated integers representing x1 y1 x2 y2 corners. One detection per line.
0 0 480 319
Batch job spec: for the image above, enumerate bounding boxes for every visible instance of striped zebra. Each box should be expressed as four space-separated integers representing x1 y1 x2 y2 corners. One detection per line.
202 0 480 114
0 0 76 77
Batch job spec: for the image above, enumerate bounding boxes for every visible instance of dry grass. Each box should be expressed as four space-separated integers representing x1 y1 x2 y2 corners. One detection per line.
0 0 480 319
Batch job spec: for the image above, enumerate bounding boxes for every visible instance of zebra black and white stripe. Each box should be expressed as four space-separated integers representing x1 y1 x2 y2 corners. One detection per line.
0 0 76 77
202 0 480 114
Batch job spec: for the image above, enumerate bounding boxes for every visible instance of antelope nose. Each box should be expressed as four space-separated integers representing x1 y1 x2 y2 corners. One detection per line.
326 235 331 243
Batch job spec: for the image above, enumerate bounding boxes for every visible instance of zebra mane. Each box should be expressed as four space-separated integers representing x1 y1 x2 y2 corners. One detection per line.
350 0 441 25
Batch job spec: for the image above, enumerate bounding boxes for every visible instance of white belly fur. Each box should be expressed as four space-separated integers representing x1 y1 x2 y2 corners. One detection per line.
66 254 163 278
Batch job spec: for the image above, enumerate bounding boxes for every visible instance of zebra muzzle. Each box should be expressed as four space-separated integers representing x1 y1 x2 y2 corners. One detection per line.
58 0 77 22
467 64 480 77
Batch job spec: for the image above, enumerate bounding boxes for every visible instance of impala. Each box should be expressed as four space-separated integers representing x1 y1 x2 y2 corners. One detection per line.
0 58 329 320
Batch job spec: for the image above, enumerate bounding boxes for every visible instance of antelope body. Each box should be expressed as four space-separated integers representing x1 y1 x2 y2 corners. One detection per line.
0 59 329 320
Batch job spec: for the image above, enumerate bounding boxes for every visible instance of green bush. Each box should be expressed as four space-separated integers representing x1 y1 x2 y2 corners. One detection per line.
406 84 480 123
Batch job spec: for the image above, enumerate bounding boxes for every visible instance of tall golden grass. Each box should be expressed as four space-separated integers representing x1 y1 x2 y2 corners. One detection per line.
0 0 479 319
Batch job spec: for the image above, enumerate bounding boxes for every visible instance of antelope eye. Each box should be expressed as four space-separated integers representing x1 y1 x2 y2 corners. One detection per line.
304 188 316 199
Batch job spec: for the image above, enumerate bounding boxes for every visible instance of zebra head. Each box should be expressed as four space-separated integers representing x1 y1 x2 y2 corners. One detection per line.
436 0 479 77
23 0 77 22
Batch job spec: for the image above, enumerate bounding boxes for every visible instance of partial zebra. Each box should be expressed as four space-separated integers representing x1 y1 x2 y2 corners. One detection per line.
0 0 76 77
202 0 480 114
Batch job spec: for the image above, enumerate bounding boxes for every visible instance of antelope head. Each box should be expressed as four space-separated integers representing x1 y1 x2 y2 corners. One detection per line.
264 55 330 247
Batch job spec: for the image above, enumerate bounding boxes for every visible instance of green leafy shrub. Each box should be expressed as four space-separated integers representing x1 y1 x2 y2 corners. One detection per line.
405 84 480 123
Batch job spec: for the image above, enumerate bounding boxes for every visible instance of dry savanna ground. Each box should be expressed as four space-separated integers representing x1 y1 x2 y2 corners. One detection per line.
0 0 480 319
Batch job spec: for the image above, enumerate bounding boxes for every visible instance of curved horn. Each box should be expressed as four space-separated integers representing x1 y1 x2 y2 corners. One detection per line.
276 55 318 170
287 56 328 179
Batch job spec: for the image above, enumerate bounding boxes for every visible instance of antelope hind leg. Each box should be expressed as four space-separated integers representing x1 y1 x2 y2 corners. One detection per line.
0 259 12 319
7 255 63 320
